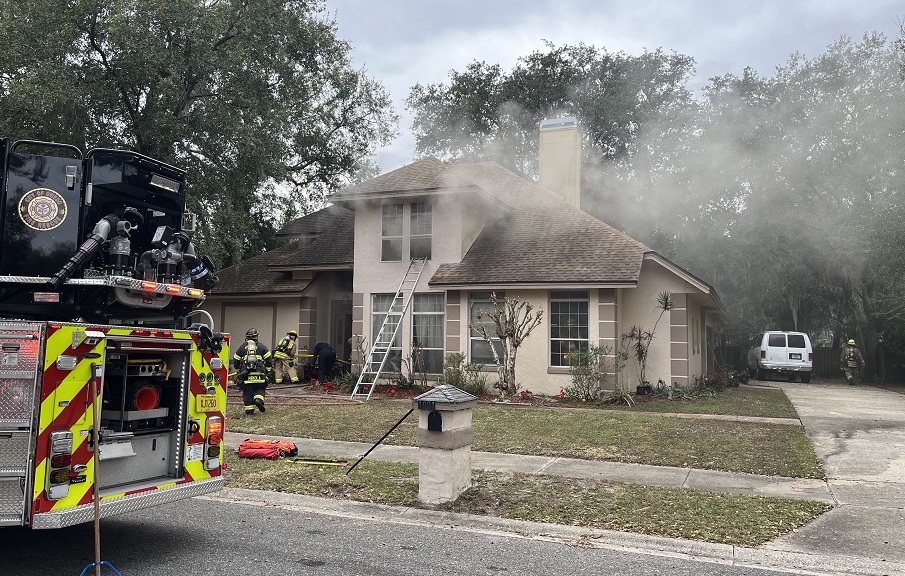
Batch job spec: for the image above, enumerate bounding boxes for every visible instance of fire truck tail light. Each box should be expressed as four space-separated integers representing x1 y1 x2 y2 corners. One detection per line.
165 285 181 294
141 281 157 291
49 469 71 484
50 454 72 468
47 431 74 500
188 288 203 298
207 445 221 458
50 431 73 453
206 416 223 445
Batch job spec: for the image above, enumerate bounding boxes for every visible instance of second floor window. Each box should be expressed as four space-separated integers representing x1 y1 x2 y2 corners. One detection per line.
381 202 432 261
381 204 403 261
410 202 432 259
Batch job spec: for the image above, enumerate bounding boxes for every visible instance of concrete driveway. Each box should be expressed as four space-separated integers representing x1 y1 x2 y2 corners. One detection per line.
762 380 905 568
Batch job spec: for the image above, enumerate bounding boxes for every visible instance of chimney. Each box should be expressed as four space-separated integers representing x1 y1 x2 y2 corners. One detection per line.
538 116 581 208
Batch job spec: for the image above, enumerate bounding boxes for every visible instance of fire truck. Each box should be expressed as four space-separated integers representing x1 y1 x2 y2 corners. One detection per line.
0 139 229 529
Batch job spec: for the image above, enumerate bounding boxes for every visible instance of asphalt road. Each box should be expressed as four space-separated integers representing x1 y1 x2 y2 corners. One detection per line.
5 497 799 576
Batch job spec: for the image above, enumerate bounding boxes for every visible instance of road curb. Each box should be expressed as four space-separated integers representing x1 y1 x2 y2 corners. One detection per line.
207 488 900 576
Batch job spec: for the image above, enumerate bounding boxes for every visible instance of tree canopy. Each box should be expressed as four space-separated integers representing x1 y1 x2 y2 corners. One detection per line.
0 0 397 265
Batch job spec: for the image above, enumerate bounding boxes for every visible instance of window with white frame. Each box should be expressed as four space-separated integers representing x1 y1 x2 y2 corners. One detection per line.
550 290 589 366
381 204 403 261
412 293 444 374
371 294 402 372
410 202 432 259
381 202 432 261
469 292 504 365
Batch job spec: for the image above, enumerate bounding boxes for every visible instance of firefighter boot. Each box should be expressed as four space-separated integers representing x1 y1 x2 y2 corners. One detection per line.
254 395 266 413
244 405 255 416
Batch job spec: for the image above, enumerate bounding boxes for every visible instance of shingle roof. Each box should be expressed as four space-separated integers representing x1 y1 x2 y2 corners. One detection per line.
210 206 354 296
210 241 313 296
269 206 354 268
334 157 449 196
276 204 354 239
430 162 650 286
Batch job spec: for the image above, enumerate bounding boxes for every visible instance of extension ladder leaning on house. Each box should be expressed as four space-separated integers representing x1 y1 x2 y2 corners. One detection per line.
350 258 426 400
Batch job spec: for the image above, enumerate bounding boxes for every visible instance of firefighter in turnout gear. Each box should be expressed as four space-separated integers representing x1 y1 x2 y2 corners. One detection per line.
840 339 865 385
233 328 273 414
272 329 300 384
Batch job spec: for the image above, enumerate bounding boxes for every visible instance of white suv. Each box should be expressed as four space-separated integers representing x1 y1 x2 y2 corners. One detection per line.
747 331 813 383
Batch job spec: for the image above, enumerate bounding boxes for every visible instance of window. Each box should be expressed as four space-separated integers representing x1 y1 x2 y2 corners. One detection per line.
470 292 503 364
381 204 403 261
372 294 402 372
550 290 589 367
410 202 432 259
412 293 444 374
788 334 806 348
381 202 432 261
768 334 786 347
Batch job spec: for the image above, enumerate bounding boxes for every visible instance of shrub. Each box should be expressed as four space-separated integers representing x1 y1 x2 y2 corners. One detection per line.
439 353 489 396
566 345 618 402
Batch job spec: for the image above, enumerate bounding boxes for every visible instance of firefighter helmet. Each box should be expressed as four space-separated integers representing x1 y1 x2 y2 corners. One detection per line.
245 328 259 340
288 329 298 338
847 339 856 346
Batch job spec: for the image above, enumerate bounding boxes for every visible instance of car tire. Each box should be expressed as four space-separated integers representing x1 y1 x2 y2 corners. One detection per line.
800 373 811 383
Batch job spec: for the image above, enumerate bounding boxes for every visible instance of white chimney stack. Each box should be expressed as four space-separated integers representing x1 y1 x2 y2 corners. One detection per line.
539 116 581 208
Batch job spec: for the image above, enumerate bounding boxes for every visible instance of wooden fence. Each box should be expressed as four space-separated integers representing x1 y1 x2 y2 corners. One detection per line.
714 345 905 383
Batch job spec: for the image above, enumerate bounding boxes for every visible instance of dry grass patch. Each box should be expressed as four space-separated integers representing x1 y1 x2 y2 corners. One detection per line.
224 451 830 547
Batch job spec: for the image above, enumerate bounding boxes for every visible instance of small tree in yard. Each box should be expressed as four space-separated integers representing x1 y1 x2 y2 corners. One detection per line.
621 291 673 389
567 344 623 402
470 292 543 397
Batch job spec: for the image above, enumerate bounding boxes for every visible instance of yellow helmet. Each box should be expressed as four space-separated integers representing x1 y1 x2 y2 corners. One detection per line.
847 339 856 346
288 329 298 337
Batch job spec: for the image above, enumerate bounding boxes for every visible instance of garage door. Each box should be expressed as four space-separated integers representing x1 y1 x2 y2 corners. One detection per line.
223 304 276 348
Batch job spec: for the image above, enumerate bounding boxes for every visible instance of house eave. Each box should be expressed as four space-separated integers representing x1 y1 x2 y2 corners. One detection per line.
427 280 638 291
267 263 353 272
643 252 725 313
331 185 511 211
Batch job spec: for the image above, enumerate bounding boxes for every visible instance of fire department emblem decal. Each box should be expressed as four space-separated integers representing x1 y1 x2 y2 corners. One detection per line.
18 187 67 231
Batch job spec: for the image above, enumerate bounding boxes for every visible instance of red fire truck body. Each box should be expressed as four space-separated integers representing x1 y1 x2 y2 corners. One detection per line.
0 139 228 528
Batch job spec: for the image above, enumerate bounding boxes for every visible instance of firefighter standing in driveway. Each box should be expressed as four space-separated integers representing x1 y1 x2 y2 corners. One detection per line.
233 328 273 414
840 339 865 385
313 342 336 385
273 329 300 384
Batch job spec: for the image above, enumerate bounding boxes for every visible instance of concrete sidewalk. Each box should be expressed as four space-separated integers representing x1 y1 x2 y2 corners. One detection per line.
222 381 905 575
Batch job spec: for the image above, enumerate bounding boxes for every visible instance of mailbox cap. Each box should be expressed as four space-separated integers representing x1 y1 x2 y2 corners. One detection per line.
412 385 477 405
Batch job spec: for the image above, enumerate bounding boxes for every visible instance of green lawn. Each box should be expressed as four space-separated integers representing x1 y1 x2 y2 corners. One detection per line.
228 386 823 478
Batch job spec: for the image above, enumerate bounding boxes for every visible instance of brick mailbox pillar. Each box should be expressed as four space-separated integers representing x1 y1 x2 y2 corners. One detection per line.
412 385 477 505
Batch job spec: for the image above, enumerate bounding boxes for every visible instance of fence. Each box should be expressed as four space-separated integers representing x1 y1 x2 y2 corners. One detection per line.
713 345 905 383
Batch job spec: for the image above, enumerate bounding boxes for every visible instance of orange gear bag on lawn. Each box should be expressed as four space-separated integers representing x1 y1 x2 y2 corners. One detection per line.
238 438 299 460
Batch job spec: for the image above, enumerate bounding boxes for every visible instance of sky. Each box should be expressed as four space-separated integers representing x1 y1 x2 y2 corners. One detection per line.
323 0 903 172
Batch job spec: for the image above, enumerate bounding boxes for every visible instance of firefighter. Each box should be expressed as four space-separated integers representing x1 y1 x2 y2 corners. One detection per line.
313 342 336 385
272 329 300 384
232 328 273 414
840 339 865 385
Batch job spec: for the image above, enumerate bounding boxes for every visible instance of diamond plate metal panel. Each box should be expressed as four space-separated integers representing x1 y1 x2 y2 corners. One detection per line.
0 379 37 427
0 477 26 526
0 432 29 473
32 477 224 529
0 322 42 429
